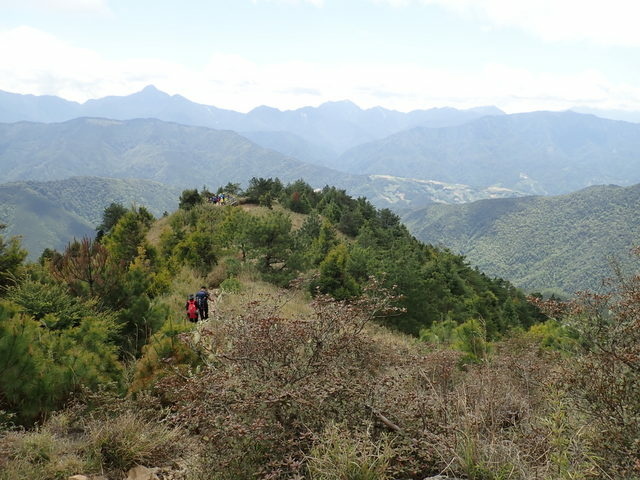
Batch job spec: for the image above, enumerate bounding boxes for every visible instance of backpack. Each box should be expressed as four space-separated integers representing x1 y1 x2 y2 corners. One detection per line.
195 291 207 307
187 299 198 318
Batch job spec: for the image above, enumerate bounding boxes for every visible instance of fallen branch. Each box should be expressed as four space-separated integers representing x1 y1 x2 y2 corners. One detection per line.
366 403 403 433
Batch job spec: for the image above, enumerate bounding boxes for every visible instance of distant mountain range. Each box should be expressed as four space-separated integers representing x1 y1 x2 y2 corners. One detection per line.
338 111 640 195
0 177 180 258
4 86 640 294
403 184 640 294
0 117 345 188
570 106 640 123
0 117 520 210
5 87 640 197
0 86 504 156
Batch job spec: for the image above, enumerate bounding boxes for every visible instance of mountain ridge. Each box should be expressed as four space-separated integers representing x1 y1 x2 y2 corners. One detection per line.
0 86 504 155
402 183 640 293
338 110 640 195
0 116 521 210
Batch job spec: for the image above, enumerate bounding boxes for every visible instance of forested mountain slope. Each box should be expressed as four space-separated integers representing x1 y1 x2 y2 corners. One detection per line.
339 111 640 195
0 118 520 212
0 177 180 257
0 117 346 188
0 183 94 258
15 176 180 225
240 130 338 166
403 183 640 293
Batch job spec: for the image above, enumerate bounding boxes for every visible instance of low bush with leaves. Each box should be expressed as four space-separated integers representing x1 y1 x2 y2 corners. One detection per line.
531 251 640 478
159 281 400 479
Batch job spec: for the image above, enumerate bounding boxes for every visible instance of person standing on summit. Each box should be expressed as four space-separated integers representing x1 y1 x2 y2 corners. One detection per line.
195 286 212 320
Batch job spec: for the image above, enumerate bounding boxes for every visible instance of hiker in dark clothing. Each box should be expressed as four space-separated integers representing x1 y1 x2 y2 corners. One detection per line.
185 294 199 322
195 286 211 320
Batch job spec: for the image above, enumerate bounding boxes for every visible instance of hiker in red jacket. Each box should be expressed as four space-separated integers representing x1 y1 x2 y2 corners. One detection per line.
185 294 199 322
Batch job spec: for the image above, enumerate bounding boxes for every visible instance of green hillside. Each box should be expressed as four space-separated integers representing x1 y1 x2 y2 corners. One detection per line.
1 178 636 479
167 178 542 336
0 173 520 261
0 118 346 189
403 183 640 294
0 177 181 257
0 118 521 211
17 176 180 225
0 184 94 259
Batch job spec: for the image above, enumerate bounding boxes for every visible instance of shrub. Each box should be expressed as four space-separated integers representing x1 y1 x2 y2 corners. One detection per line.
0 226 27 292
179 188 202 210
220 276 242 294
130 318 200 393
530 253 640 478
524 319 578 352
452 318 491 363
420 318 492 363
5 279 90 329
159 281 398 479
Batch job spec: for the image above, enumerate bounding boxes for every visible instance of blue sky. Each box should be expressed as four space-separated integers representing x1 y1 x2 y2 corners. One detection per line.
0 0 639 113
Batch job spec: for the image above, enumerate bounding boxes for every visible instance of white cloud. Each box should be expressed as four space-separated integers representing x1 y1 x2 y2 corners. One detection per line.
252 0 324 6
0 26 177 101
377 0 640 47
0 26 638 113
0 0 111 14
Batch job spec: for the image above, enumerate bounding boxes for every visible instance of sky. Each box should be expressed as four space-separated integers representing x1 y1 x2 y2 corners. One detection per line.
0 0 639 113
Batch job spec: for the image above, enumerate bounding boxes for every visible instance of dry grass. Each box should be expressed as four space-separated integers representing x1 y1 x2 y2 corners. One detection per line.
212 271 313 322
84 411 186 473
307 422 394 480
145 214 172 248
0 406 191 480
0 428 88 480
239 202 315 231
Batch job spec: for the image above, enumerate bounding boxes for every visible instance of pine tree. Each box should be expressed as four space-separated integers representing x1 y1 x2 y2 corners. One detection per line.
312 244 360 300
0 225 27 292
105 210 153 266
0 300 122 424
50 236 110 297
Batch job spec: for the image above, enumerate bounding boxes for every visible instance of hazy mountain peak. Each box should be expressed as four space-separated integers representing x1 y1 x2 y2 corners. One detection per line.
249 105 282 114
317 99 362 113
467 105 505 115
135 84 169 98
